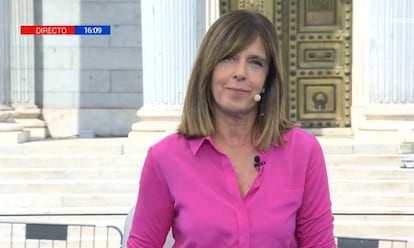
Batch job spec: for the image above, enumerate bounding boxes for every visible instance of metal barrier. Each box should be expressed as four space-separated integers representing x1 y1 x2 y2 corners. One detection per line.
335 236 411 248
0 221 123 248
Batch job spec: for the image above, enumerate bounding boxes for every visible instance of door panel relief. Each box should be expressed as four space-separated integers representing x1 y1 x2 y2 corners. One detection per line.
289 0 352 128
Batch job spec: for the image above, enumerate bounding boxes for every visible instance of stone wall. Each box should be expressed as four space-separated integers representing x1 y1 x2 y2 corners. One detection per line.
35 0 142 137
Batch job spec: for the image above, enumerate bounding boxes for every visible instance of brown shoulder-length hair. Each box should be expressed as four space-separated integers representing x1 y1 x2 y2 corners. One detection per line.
177 9 296 150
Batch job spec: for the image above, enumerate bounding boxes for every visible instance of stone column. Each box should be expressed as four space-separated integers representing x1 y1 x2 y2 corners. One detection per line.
0 0 9 109
129 0 205 137
352 0 414 141
10 0 47 140
0 0 29 143
368 0 414 105
206 0 220 30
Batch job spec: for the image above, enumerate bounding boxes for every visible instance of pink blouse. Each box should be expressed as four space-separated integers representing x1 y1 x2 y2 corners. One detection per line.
128 127 335 247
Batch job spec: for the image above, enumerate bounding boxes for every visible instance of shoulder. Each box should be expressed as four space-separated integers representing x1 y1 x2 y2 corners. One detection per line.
143 133 191 174
277 127 323 155
150 132 189 153
143 133 200 178
282 127 318 145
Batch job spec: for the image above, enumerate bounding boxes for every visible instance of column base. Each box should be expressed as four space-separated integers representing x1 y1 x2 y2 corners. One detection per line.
14 107 47 140
128 122 179 148
128 120 180 141
127 128 175 145
0 123 30 143
130 120 180 132
15 118 48 140
352 106 414 143
128 106 181 138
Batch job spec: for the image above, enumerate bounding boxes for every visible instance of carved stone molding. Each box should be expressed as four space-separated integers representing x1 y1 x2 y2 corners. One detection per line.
239 0 264 13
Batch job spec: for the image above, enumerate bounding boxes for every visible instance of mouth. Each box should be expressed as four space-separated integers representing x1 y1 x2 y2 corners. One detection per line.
226 87 250 93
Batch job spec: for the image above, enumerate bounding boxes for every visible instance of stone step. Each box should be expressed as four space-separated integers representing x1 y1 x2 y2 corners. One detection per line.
1 190 412 215
0 167 142 180
2 177 413 195
328 166 414 179
0 137 158 156
331 192 414 212
334 215 414 240
0 165 414 180
329 179 414 192
0 188 411 220
0 155 145 168
0 134 403 154
0 193 137 212
325 154 403 167
2 172 412 191
0 179 139 193
318 138 400 155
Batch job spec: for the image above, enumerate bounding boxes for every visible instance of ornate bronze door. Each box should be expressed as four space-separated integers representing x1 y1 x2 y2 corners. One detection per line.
220 0 352 128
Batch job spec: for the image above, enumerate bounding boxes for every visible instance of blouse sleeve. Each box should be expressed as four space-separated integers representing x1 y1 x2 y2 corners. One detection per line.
296 137 336 248
127 147 175 248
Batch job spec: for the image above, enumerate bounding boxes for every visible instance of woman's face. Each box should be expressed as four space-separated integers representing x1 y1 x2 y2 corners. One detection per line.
211 36 269 117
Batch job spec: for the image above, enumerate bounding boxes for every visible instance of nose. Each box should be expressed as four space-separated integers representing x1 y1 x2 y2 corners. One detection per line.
232 61 246 81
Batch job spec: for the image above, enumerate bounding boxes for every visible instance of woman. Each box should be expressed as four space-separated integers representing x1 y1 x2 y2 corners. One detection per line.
128 9 335 248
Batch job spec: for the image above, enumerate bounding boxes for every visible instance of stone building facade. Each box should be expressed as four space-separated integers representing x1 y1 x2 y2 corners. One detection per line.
0 0 413 144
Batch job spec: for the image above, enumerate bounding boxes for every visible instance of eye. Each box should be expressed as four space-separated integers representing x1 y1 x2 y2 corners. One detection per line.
250 60 263 67
223 55 236 62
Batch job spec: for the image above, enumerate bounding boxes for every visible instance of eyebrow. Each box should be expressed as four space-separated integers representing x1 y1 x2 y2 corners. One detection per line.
249 55 268 63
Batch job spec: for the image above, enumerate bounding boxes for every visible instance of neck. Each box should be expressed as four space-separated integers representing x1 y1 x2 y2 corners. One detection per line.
213 112 256 147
